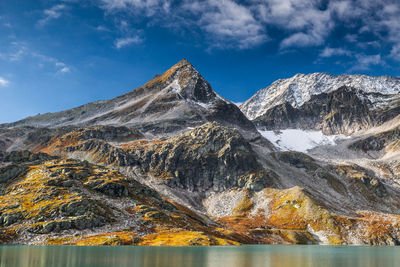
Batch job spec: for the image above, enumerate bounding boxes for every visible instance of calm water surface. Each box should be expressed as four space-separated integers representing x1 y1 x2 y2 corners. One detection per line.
0 245 398 267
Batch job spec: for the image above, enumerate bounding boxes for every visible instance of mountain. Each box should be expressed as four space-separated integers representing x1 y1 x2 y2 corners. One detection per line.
3 59 256 136
2 64 400 246
241 73 400 134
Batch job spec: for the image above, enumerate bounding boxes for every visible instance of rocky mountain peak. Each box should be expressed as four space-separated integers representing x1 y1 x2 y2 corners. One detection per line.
241 72 400 121
2 59 256 136
140 59 215 104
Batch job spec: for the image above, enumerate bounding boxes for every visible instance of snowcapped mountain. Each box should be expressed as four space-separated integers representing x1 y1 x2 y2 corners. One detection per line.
241 73 400 120
240 73 400 135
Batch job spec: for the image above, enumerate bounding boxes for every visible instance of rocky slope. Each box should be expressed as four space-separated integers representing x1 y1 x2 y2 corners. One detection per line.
2 60 256 137
2 63 400 246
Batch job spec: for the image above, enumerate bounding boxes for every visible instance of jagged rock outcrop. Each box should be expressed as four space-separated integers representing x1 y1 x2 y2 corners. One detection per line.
64 122 271 192
0 150 57 183
253 87 376 134
0 150 55 164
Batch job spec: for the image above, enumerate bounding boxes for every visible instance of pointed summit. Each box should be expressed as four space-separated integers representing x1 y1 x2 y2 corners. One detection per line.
5 59 257 136
174 58 191 68
163 58 195 77
142 59 197 89
140 58 215 104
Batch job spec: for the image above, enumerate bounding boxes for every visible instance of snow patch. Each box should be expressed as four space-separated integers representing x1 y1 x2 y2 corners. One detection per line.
196 101 212 109
259 129 349 152
167 79 182 94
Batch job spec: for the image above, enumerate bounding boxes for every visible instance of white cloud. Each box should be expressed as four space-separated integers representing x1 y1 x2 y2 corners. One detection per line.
96 0 400 57
320 47 352 58
390 44 400 61
251 0 335 49
38 4 67 26
188 0 267 49
100 0 171 16
59 67 71 73
0 77 10 87
350 54 383 71
281 32 324 48
56 62 71 73
95 25 110 32
114 36 143 49
100 0 266 49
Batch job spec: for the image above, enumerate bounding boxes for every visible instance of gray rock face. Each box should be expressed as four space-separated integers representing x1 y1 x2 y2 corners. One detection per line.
252 86 400 135
26 126 143 144
0 165 28 183
0 150 55 163
67 122 269 192
348 126 400 153
0 151 56 183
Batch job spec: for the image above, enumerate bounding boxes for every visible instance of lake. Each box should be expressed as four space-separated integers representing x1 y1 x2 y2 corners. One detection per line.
0 245 398 267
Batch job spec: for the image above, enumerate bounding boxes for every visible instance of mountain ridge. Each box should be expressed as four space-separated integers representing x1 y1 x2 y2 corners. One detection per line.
2 61 400 246
2 59 257 137
241 72 400 135
241 72 400 120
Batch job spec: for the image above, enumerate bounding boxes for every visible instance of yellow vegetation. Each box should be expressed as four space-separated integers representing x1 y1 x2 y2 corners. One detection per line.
139 230 240 246
47 231 138 246
233 191 253 214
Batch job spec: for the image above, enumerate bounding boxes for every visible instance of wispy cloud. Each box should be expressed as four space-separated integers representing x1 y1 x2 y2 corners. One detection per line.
100 0 171 16
7 42 29 61
0 77 10 87
320 47 352 58
114 36 143 49
112 20 144 49
350 54 384 71
33 53 71 73
95 25 110 32
55 62 71 73
59 67 71 73
390 44 400 61
0 42 71 74
38 4 68 26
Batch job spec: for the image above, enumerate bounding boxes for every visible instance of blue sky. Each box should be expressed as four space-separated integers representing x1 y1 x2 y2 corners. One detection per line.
1 0 400 123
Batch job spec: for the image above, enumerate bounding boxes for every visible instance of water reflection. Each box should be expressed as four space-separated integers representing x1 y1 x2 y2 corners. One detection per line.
0 245 398 267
